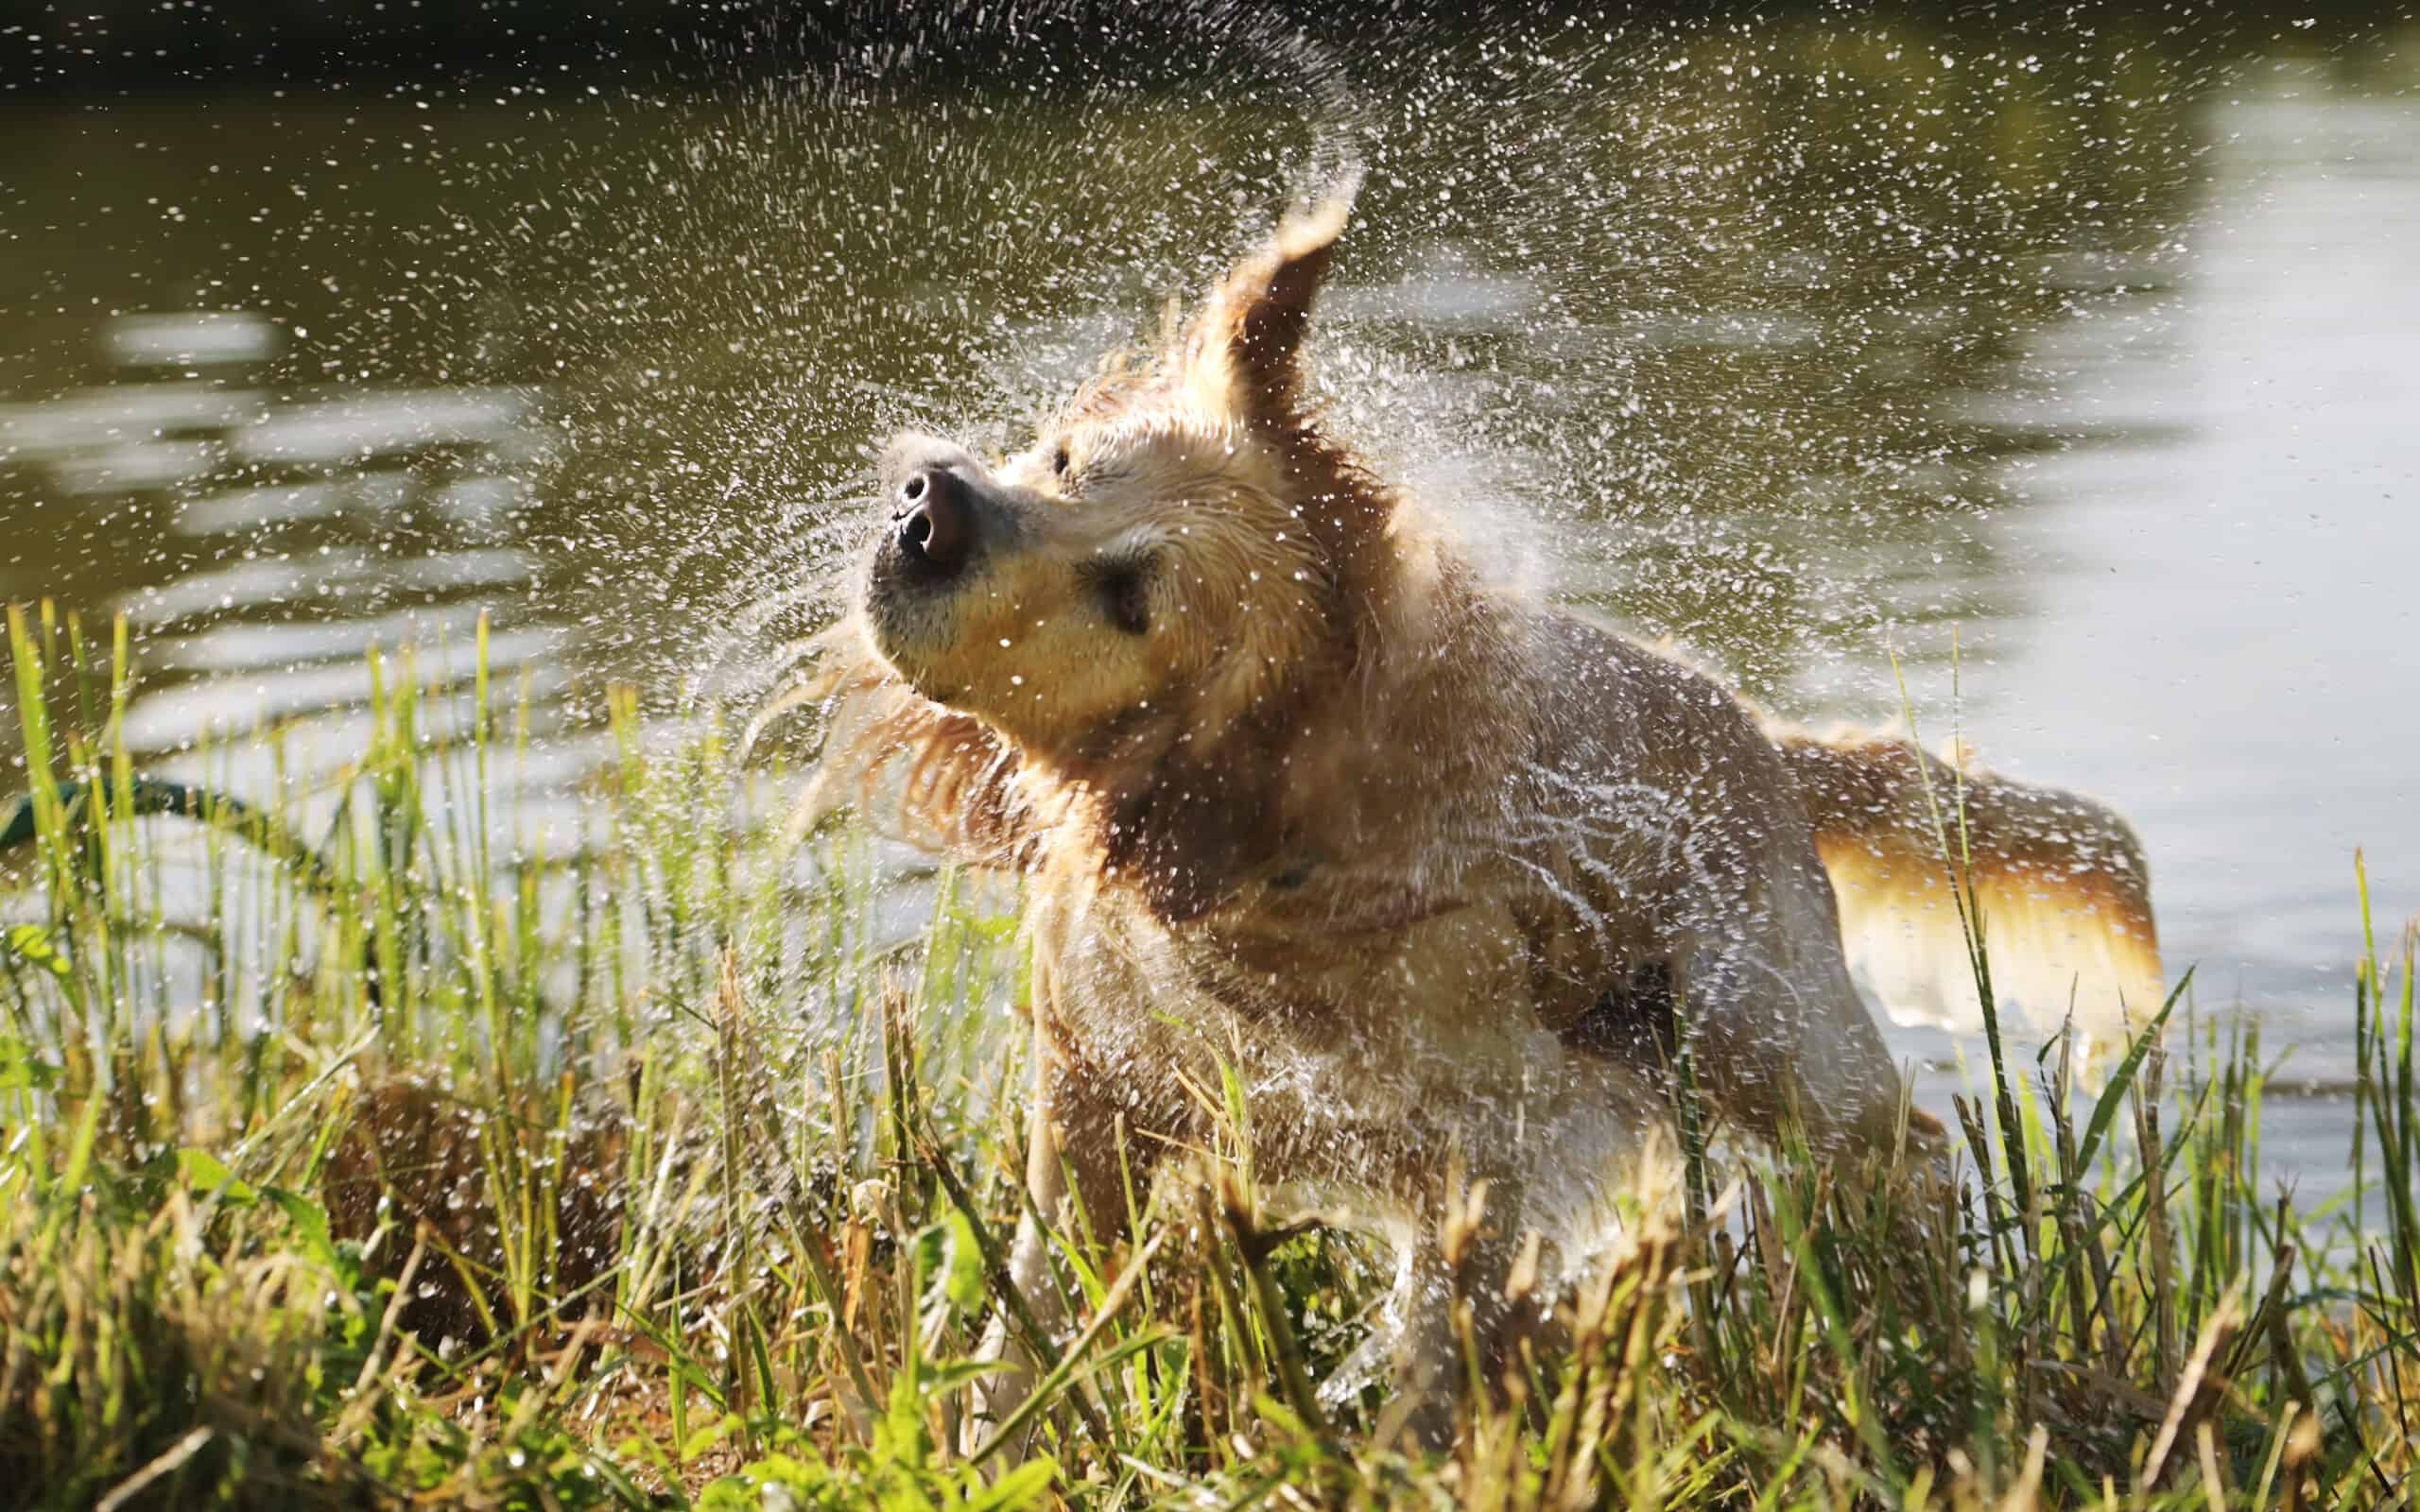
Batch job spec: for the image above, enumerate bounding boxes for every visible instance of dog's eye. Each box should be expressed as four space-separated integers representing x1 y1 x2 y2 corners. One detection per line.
1086 556 1152 636
1051 444 1072 478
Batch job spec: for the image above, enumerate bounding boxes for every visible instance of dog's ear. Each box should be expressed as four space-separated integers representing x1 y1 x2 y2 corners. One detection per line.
1183 183 1356 426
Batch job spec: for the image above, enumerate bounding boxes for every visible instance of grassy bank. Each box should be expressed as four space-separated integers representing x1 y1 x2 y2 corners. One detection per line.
0 606 2413 1510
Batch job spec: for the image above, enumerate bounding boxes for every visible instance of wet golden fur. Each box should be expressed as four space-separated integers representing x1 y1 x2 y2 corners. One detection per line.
803 192 2161 1443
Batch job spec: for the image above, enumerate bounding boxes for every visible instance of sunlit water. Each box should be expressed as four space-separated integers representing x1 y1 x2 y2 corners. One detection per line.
2 9 2413 1188
1876 61 2420 1175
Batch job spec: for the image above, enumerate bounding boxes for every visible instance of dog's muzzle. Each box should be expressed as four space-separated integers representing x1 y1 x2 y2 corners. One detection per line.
876 436 1002 590
893 465 971 579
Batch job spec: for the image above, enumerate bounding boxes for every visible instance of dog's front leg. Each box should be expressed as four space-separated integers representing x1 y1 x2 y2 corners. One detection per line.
967 1034 1142 1456
1384 1171 1537 1452
966 1094 1066 1455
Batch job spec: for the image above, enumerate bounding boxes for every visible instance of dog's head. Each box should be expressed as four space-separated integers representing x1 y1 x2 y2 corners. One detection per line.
856 193 1391 917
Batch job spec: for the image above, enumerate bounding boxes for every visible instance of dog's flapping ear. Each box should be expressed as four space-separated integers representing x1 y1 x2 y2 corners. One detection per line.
1183 183 1356 426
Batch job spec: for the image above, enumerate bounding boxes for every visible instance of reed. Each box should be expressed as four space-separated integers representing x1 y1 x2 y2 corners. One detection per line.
0 606 2411 1509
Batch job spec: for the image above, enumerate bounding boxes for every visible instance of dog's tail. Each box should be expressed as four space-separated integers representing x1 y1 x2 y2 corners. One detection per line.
1775 730 2165 1063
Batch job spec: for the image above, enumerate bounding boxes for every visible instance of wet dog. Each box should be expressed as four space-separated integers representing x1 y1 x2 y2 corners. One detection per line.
807 191 2160 1443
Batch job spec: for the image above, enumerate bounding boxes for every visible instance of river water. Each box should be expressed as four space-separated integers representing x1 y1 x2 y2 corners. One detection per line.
2 9 2412 1185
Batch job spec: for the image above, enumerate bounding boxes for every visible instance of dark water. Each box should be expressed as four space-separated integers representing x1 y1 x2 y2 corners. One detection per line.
3 9 2414 1178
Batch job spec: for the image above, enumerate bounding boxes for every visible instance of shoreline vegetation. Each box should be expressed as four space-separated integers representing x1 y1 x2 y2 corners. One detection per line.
1 606 2413 1509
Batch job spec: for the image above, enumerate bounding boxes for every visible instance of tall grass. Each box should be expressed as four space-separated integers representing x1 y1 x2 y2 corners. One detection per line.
0 606 2413 1509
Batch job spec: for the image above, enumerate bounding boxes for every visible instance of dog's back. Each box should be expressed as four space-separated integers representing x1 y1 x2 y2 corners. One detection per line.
1522 607 2164 1068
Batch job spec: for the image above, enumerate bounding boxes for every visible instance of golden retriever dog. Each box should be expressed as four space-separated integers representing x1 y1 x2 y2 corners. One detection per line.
804 191 2161 1444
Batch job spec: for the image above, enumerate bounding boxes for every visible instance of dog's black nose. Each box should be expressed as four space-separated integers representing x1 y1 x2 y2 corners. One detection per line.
893 468 971 577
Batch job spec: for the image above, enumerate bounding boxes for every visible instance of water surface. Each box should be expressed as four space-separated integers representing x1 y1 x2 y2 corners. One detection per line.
3 9 2412 1183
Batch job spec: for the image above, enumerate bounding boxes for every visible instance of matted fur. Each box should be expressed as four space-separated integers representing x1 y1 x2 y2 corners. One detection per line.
809 190 2163 1445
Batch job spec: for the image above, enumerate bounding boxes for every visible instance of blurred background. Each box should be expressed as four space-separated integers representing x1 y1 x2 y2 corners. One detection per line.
4 1 2415 1177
